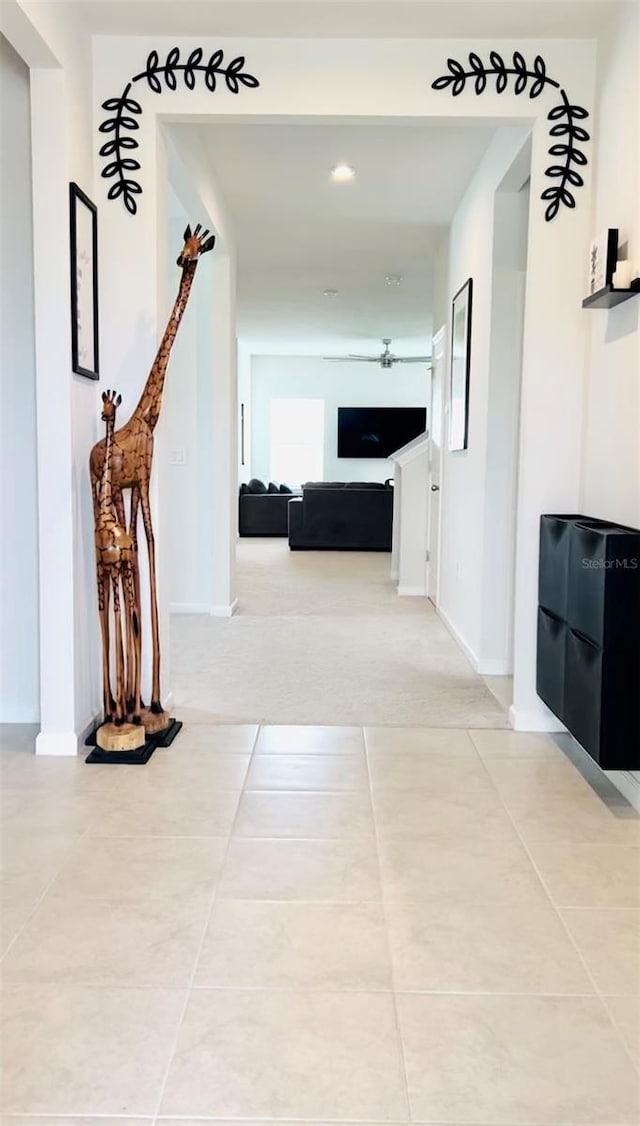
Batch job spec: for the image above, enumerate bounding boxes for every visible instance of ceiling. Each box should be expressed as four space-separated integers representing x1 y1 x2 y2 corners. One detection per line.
42 0 623 41
171 120 497 353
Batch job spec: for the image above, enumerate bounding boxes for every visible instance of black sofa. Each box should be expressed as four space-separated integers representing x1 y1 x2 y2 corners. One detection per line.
288 482 393 551
239 479 301 536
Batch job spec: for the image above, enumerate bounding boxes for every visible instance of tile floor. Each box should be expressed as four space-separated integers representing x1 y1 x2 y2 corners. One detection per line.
1 722 639 1123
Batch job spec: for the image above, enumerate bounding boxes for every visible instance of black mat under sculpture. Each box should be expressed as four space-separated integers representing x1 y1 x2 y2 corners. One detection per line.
84 717 182 764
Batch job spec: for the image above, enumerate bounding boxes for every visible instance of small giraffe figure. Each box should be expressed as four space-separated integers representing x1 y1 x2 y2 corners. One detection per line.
93 389 141 726
90 225 215 728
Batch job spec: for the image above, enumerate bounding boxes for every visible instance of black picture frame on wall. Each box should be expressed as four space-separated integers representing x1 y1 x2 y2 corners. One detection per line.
449 278 473 452
69 182 99 379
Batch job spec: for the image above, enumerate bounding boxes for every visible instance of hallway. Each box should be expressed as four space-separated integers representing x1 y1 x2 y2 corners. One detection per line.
171 541 508 727
2 720 639 1120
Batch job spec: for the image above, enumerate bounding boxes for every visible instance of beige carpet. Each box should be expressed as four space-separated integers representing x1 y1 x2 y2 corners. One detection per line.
171 539 509 727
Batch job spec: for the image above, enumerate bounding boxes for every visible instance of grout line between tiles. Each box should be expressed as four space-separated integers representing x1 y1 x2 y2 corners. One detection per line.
362 725 413 1125
149 718 261 1124
474 749 640 1078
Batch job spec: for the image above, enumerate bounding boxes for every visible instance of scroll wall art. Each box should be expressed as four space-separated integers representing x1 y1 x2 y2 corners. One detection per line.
431 51 590 222
99 46 589 223
99 47 260 214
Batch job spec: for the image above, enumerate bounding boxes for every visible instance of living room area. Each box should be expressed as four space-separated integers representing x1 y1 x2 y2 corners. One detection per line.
238 360 421 552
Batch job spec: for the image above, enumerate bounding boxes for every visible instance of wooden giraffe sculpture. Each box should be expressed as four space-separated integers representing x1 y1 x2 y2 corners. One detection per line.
93 389 142 731
90 224 215 730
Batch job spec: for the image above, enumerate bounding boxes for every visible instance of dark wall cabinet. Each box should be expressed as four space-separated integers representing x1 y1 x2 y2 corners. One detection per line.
537 514 640 770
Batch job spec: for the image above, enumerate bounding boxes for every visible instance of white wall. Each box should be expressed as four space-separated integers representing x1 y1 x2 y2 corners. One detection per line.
162 128 239 618
438 127 531 667
0 34 39 722
480 182 530 670
165 213 202 611
582 0 639 528
250 355 429 485
161 137 239 618
1 4 101 751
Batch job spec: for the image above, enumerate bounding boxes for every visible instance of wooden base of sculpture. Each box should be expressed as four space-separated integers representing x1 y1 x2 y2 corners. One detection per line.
86 721 156 765
84 717 181 763
96 722 146 751
141 707 172 735
147 717 183 747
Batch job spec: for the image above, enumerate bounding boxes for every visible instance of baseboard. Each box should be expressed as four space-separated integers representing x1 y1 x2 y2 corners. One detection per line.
397 585 426 597
477 659 512 676
170 602 214 614
437 605 479 671
508 704 567 733
604 769 640 813
170 600 238 617
210 599 238 618
35 730 79 756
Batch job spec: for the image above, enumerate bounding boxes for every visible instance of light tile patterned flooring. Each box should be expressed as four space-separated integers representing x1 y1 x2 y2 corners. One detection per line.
1 722 639 1123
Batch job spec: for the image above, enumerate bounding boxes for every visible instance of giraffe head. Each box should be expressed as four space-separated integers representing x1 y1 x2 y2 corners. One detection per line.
101 389 122 424
177 224 216 268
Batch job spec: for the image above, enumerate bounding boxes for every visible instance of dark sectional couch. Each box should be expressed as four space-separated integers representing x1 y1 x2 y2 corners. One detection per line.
239 478 394 549
288 481 393 551
238 479 301 536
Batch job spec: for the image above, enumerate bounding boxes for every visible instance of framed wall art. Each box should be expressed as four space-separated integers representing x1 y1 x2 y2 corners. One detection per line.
69 182 99 379
588 228 618 296
449 278 473 452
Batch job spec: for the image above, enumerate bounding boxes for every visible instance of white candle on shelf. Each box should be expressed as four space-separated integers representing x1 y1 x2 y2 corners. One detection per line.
612 260 633 289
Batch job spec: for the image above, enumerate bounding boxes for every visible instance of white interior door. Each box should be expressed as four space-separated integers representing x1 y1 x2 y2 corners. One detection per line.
427 326 446 604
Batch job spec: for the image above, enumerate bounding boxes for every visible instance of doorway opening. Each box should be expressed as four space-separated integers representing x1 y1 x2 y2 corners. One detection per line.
163 116 520 729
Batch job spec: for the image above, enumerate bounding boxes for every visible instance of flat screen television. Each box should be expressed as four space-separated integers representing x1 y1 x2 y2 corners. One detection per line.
337 406 427 459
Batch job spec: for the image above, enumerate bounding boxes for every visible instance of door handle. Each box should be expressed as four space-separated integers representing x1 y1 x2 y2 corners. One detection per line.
431 484 440 492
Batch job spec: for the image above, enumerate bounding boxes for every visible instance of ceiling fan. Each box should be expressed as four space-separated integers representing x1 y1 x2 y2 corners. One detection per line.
323 338 431 370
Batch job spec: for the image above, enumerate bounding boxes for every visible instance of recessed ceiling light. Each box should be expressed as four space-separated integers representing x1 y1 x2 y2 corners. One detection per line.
323 288 340 297
330 164 355 183
385 274 403 286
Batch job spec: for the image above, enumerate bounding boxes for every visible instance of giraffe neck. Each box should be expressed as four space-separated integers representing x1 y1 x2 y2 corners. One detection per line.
132 262 198 430
99 414 115 522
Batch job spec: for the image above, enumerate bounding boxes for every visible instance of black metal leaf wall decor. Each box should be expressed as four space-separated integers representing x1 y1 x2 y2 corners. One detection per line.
431 52 590 221
99 48 260 215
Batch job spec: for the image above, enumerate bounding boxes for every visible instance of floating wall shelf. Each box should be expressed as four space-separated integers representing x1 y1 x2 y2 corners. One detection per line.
582 281 640 309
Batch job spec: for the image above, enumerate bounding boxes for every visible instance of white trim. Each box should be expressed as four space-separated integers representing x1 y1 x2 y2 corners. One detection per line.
210 598 238 618
476 658 512 676
398 585 426 597
390 569 399 581
438 608 518 679
169 600 238 617
35 730 78 756
78 712 100 746
437 605 479 671
604 770 640 814
170 602 215 614
388 430 430 467
509 704 567 733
